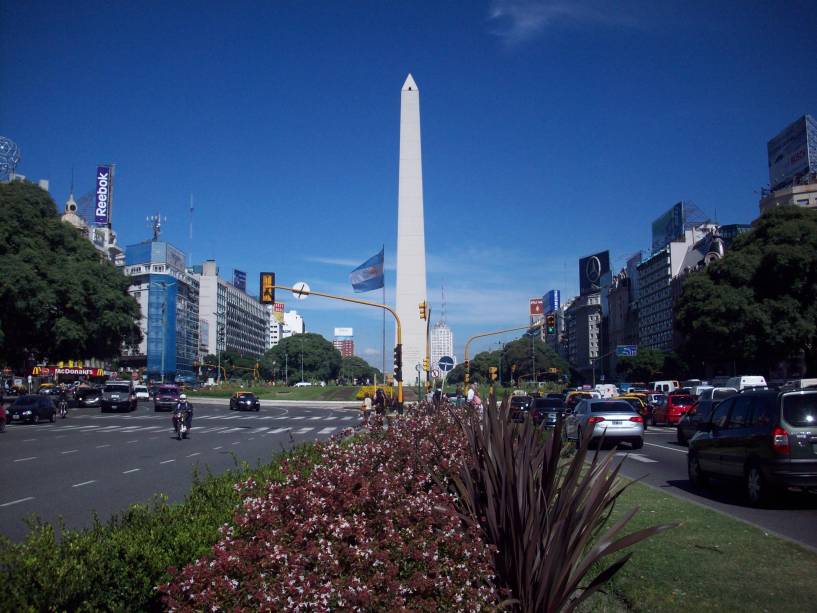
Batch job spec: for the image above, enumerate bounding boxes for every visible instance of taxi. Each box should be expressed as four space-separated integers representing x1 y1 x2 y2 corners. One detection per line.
615 395 651 425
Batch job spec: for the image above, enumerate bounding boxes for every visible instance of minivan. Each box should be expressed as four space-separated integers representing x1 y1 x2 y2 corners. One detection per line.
650 380 680 394
726 376 767 391
688 389 817 505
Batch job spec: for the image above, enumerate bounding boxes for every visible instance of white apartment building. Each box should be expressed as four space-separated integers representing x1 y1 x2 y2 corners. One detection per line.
265 305 284 350
196 260 267 358
282 310 305 338
430 321 454 370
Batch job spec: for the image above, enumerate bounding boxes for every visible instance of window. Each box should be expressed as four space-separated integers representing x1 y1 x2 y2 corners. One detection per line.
750 396 776 427
727 397 752 428
783 394 817 427
711 398 733 428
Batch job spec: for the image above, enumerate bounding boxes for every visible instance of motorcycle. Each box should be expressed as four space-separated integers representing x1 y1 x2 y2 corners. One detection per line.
172 408 191 440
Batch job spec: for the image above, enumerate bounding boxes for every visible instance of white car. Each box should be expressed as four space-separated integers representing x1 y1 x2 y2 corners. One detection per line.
294 382 312 387
134 385 150 401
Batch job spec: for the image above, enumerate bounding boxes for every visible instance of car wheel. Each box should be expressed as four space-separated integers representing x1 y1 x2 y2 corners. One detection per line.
688 453 708 489
676 428 687 446
746 465 772 507
631 438 643 450
255 406 260 412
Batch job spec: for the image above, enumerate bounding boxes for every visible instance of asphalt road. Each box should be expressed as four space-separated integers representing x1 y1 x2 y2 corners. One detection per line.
612 426 817 550
0 397 360 542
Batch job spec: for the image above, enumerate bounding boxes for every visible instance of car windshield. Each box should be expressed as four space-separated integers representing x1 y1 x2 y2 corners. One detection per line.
621 398 642 408
103 385 129 392
238 393 254 399
671 396 693 406
783 394 817 427
159 387 179 395
591 402 634 413
511 397 531 406
535 399 563 408
135 386 147 392
12 396 38 407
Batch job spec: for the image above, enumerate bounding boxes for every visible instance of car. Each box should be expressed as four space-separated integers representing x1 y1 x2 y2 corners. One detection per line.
510 395 534 422
230 391 260 411
565 391 597 411
294 382 312 387
676 399 720 445
154 385 180 412
6 395 56 424
650 380 681 394
74 387 101 407
546 392 564 400
134 385 150 402
616 396 650 426
698 387 737 402
531 397 567 427
651 393 694 426
100 382 137 412
37 383 58 395
726 375 768 391
564 399 644 449
687 389 817 505
0 403 6 432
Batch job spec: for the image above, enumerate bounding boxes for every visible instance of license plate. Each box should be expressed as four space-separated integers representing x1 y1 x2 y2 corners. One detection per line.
548 413 556 419
12 414 19 420
612 420 622 425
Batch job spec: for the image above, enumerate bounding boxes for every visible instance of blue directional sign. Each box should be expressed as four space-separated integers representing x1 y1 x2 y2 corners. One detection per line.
438 356 455 372
616 345 638 357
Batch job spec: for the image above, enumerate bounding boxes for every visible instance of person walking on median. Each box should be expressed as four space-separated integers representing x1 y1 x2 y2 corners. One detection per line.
361 392 373 427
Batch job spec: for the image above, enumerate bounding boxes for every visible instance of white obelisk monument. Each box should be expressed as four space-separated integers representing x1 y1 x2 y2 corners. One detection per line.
395 74 428 383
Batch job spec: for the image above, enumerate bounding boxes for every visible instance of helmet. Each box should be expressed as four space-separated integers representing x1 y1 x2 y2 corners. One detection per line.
179 394 187 400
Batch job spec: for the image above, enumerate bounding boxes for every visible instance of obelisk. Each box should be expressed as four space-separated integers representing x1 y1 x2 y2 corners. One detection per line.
395 73 428 383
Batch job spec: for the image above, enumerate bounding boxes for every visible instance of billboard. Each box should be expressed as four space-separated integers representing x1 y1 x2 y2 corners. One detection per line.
529 298 544 316
260 272 275 304
334 327 354 338
767 114 817 190
579 250 610 295
233 269 247 292
273 302 285 323
544 289 560 314
651 202 685 253
94 165 113 225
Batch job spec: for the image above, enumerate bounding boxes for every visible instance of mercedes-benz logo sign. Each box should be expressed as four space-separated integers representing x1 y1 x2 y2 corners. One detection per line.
585 256 602 283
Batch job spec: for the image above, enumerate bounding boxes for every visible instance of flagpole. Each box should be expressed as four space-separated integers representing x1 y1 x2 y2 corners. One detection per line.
382 244 386 387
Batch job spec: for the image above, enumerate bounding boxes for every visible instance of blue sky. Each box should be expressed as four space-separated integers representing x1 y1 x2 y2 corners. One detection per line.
3 1 816 368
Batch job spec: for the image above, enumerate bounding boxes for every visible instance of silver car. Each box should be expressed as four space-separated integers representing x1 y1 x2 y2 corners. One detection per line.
564 399 644 449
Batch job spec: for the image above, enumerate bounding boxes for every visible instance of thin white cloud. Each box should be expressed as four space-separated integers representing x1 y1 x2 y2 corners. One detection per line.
489 0 636 44
304 255 397 272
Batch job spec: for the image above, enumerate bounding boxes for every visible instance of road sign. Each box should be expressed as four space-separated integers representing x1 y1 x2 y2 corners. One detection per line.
616 345 638 357
415 363 422 373
431 368 441 378
438 356 455 372
292 281 310 300
260 272 275 304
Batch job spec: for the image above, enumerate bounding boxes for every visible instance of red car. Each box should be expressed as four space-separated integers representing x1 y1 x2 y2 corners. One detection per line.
0 403 6 433
651 394 694 426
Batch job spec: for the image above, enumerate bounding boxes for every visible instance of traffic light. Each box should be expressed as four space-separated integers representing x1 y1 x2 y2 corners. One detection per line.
260 272 275 304
393 344 403 382
419 301 427 320
546 314 556 335
489 366 498 381
423 357 430 371
463 360 470 385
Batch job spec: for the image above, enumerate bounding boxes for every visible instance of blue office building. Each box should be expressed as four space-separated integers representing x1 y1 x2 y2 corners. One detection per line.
122 241 200 383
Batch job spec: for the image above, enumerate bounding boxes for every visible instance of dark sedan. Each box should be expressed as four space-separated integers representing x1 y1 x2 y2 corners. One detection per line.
531 397 567 427
75 387 101 408
230 392 260 411
7 395 55 424
510 395 534 422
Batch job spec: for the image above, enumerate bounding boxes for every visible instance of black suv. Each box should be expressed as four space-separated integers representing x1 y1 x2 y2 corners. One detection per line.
687 390 817 505
531 397 567 427
510 395 534 422
676 399 720 446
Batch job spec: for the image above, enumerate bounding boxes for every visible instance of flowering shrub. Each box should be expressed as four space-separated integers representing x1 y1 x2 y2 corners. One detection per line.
160 413 500 611
354 385 394 400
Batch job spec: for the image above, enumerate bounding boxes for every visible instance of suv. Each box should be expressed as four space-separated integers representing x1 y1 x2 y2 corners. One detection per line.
154 385 180 412
676 399 719 446
687 390 817 505
531 397 567 427
100 382 136 412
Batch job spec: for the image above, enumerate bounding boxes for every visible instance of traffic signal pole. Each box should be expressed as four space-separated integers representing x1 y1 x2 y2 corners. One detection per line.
271 285 405 407
464 320 545 393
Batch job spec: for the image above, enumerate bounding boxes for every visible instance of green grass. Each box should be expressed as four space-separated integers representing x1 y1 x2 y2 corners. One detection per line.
189 384 359 401
592 480 817 612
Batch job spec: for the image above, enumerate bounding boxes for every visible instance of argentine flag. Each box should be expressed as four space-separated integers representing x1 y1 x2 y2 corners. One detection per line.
349 248 385 293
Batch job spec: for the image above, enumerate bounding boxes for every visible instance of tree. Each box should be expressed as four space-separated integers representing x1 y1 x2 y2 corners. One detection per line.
338 356 380 385
675 206 817 376
500 336 568 383
616 348 667 382
0 182 142 368
261 333 342 383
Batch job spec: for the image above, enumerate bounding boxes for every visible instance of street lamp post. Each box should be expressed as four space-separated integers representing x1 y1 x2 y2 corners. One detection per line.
300 336 304 383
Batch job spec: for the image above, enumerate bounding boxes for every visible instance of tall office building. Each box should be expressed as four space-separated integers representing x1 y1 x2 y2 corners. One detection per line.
333 328 355 357
430 321 454 371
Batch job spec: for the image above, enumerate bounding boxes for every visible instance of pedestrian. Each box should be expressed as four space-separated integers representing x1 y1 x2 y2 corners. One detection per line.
374 388 387 416
361 392 373 426
466 383 476 404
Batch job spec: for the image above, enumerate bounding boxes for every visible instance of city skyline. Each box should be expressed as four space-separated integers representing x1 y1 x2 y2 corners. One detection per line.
3 1 816 364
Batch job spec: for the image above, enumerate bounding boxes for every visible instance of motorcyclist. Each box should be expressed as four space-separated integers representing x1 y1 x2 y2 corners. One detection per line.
57 386 69 417
176 393 193 431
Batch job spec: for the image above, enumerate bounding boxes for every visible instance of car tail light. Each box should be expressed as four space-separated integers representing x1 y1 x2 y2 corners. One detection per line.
588 416 605 425
772 426 790 455
629 416 643 423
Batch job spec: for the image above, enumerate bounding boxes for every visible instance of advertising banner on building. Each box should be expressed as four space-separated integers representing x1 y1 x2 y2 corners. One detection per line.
334 327 354 338
273 302 285 323
529 298 544 316
94 165 113 225
233 269 247 292
579 250 610 295
544 289 560 314
651 202 685 253
767 114 816 190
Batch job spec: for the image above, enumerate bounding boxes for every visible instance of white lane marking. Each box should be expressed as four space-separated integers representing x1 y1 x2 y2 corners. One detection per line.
22 438 37 442
271 416 288 420
159 459 175 464
186 452 200 457
72 480 96 488
616 453 658 463
94 425 122 431
13 457 37 463
123 468 140 474
219 427 244 434
231 441 240 445
250 427 269 434
318 427 337 435
267 427 290 434
213 446 223 450
76 425 102 430
644 442 687 454
0 497 35 508
341 416 355 421
96 444 111 448
293 427 314 434
126 440 139 444
61 449 79 455
291 416 306 421
130 426 163 432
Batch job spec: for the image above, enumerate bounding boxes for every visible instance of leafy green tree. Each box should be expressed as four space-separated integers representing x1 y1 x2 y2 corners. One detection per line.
616 348 667 382
338 356 380 385
500 336 568 383
675 206 817 375
0 182 142 368
261 333 342 383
